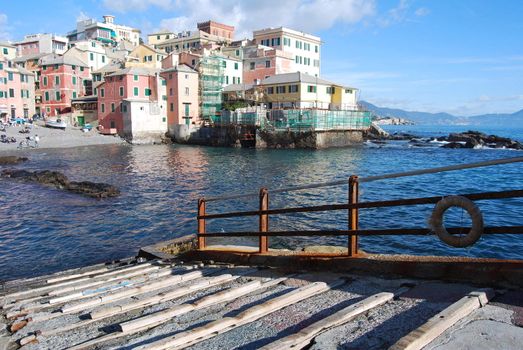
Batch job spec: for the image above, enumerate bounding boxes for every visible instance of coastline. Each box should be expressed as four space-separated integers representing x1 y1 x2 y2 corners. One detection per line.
0 122 127 153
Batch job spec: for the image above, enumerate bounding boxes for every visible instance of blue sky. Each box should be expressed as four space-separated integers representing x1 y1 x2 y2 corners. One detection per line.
1 0 522 116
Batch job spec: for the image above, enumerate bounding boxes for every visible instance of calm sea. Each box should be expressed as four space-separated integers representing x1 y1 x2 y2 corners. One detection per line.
1 125 522 281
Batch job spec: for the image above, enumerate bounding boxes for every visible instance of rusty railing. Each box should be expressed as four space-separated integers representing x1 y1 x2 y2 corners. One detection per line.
196 157 523 256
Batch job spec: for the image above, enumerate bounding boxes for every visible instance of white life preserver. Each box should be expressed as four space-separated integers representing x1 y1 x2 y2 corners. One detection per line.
429 195 484 248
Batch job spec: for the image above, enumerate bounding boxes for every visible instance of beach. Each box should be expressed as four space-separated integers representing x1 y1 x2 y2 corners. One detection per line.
0 121 126 152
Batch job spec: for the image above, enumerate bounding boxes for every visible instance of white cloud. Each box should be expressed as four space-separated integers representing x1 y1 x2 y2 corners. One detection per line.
0 13 10 41
153 0 376 38
103 0 175 13
415 7 430 17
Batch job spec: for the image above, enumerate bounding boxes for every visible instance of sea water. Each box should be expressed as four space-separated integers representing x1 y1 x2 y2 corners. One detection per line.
0 125 522 281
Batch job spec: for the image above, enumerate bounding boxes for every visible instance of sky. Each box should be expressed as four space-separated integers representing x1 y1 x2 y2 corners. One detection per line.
0 0 522 116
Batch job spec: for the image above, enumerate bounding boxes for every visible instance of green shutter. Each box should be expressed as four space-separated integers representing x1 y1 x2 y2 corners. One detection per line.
134 87 138 96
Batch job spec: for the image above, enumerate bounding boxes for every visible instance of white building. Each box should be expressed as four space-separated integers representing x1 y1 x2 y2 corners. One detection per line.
0 42 17 60
65 40 110 72
15 34 69 56
221 55 243 86
67 15 141 47
253 27 321 77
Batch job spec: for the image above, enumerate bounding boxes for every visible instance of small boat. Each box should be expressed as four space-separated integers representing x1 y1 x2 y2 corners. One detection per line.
45 119 67 130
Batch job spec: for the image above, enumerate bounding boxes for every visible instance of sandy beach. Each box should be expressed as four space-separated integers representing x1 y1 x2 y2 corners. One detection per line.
0 121 126 152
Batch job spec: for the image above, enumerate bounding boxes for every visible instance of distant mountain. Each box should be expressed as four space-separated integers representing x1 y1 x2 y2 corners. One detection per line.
360 101 523 126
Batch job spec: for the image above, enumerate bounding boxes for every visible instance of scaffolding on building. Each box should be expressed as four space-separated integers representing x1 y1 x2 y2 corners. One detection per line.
199 55 224 123
220 108 372 132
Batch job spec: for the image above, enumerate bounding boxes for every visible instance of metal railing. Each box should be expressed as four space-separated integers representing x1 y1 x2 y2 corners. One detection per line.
196 157 523 256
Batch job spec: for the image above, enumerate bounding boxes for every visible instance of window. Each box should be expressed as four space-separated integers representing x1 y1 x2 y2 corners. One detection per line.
315 45 319 53
54 64 59 69
235 49 240 56
276 37 281 46
111 103 115 112
184 103 190 117
55 91 60 100
43 77 47 86
100 88 105 97
345 89 353 94
185 87 189 96
122 104 127 112
234 62 238 70
185 74 188 79
307 85 316 93
169 88 173 96
276 86 286 94
119 86 124 96
42 65 47 70
2 48 7 54
72 65 76 70
72 76 77 85
265 60 271 68
72 91 77 98
0 63 2 70
169 73 173 80
326 86 335 94
80 66 84 72
101 104 105 113
162 95 167 101
145 88 151 96
222 61 226 68
289 85 299 93
90 53 94 61
266 87 274 94
9 88 14 97
45 91 49 101
157 35 160 40
134 75 138 81
148 55 152 61
134 87 139 96
170 103 174 112
102 55 105 63
7 72 13 81
250 62 255 70
238 77 240 84
295 55 300 64
226 76 229 84
55 76 60 85
161 79 166 86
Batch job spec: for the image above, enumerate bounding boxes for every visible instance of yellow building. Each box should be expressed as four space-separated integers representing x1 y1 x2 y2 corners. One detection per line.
125 44 166 69
147 30 176 46
260 72 357 110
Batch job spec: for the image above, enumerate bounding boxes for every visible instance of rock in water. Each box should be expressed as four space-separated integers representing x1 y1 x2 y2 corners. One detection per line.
0 156 28 165
1 169 120 198
67 181 120 198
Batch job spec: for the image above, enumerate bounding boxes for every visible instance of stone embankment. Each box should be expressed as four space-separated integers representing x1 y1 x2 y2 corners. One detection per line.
0 169 120 198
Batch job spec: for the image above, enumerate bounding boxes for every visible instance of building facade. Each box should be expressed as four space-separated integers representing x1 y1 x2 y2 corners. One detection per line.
97 67 167 142
39 54 91 116
67 15 140 47
147 30 176 46
66 40 110 72
253 27 321 77
239 46 294 84
15 34 68 56
0 42 17 60
260 72 357 110
160 64 199 140
126 44 166 69
0 55 36 120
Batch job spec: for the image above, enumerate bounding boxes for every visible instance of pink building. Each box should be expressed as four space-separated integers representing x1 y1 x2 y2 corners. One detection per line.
39 54 91 116
0 54 36 121
242 47 293 85
97 66 167 142
16 34 68 56
160 64 199 139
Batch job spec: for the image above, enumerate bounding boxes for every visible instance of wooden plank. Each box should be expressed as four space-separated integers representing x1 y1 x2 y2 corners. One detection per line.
389 289 494 350
260 292 394 350
134 280 345 350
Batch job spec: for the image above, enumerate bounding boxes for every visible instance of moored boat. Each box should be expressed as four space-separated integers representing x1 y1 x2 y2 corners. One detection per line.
45 119 67 130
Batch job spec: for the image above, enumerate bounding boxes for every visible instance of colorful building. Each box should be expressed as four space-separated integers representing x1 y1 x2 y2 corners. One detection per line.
39 54 91 116
239 45 294 84
67 15 140 47
155 20 234 54
253 27 321 77
66 40 111 72
260 72 357 110
0 42 17 60
97 67 167 143
126 44 167 69
147 30 176 46
0 54 36 120
15 34 68 56
160 64 199 140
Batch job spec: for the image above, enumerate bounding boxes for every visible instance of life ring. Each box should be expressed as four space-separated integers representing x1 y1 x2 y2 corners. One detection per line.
429 195 484 248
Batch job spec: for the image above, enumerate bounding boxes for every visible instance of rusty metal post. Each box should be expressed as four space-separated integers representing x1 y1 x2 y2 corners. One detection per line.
259 188 269 253
197 198 206 250
348 175 359 256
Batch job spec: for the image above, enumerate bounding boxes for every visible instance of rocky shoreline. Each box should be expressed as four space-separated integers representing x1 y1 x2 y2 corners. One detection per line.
365 130 523 150
0 156 120 198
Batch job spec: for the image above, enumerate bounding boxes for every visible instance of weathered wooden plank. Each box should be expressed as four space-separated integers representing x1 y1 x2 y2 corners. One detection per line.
260 292 394 350
389 289 494 350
